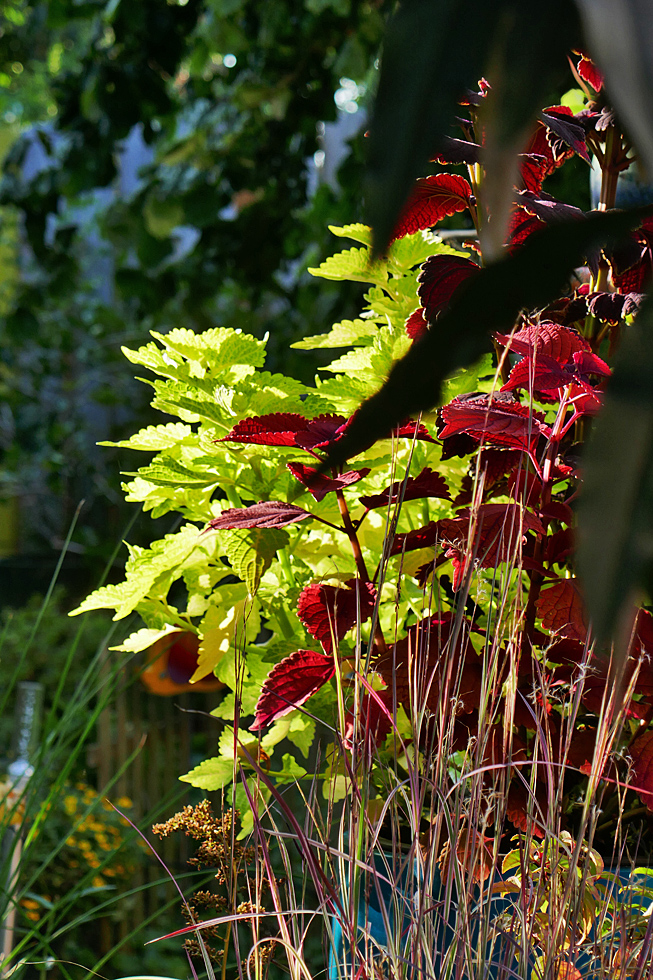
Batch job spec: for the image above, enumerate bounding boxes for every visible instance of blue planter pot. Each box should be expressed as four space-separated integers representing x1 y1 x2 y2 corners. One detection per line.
328 859 653 980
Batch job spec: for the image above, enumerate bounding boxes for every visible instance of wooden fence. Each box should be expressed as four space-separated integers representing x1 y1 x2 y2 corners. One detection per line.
89 659 220 953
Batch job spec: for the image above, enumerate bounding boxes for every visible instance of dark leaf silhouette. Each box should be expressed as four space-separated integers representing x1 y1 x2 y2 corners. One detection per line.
250 650 335 730
208 501 313 530
390 521 440 557
418 254 480 323
297 579 376 654
517 190 585 225
390 173 473 241
435 137 481 165
287 462 370 502
360 466 451 510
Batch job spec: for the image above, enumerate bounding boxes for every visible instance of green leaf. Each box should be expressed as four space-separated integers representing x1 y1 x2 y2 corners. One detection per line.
577 293 653 642
291 318 378 350
100 422 196 451
328 223 372 245
308 247 388 285
180 756 234 790
325 207 653 466
223 527 289 595
110 624 179 653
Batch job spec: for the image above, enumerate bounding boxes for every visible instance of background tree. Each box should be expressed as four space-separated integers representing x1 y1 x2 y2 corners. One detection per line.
0 0 387 580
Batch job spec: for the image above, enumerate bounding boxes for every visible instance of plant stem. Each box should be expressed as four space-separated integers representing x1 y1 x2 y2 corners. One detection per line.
335 490 387 654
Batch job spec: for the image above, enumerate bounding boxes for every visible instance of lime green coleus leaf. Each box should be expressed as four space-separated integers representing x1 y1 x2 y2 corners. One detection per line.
328 223 373 245
222 527 289 595
70 524 205 620
180 756 234 791
308 247 388 286
110 624 180 654
100 422 196 451
193 591 261 684
292 318 378 351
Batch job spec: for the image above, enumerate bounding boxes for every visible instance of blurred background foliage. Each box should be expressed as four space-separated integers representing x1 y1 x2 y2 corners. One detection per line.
0 0 388 581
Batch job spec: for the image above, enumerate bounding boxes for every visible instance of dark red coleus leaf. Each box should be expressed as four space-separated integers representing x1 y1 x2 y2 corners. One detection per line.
576 52 603 92
222 413 346 451
525 117 573 176
544 527 575 567
405 308 428 341
286 462 370 502
344 689 394 754
537 578 588 642
434 137 480 166
207 501 312 530
517 190 585 225
390 521 440 557
540 105 591 164
297 578 376 654
250 650 335 730
439 392 551 456
417 254 480 323
628 730 653 811
359 466 451 510
376 613 484 716
608 217 653 294
586 291 644 322
390 173 473 241
506 781 546 838
438 503 545 590
501 350 609 396
495 320 590 364
518 154 549 195
453 448 523 507
507 207 546 251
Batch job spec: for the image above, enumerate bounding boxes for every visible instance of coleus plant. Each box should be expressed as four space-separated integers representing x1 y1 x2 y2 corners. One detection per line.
74 55 653 849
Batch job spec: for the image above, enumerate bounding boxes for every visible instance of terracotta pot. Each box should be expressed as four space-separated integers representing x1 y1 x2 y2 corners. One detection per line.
140 630 223 696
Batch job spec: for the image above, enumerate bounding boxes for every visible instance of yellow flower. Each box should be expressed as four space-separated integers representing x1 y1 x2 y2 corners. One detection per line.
103 867 116 877
98 841 112 851
116 796 133 809
92 876 105 888
20 899 40 910
63 796 78 815
66 836 77 846
78 840 91 852
25 910 39 922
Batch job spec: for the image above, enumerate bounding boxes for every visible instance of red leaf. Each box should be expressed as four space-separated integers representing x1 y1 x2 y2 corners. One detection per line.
541 106 591 164
250 650 335 730
405 308 428 341
390 521 440 557
439 392 551 455
434 137 480 165
359 466 451 510
495 321 590 364
517 190 585 224
287 462 370 502
537 579 588 641
390 173 473 241
629 730 653 810
376 614 483 715
576 53 603 91
222 413 346 450
207 501 312 529
506 781 546 838
297 579 376 654
417 254 479 323
507 207 546 251
501 353 577 394
544 527 575 567
438 504 545 590
518 153 548 194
